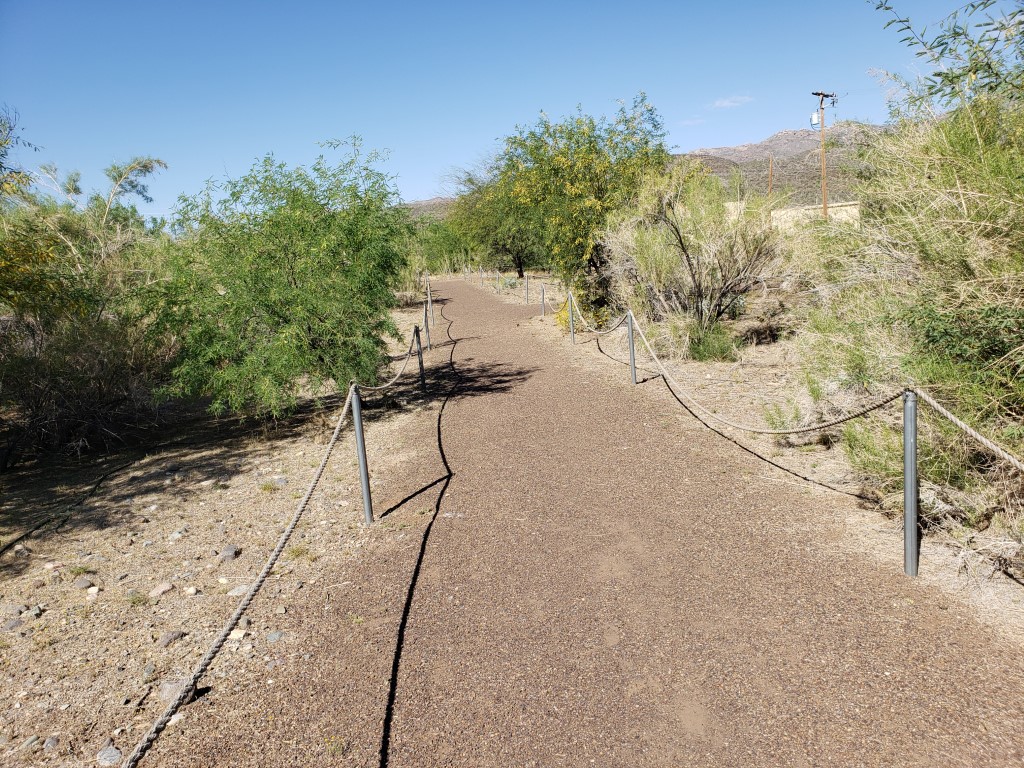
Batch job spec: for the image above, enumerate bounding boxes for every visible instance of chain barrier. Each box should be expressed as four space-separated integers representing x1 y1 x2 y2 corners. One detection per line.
123 319 430 768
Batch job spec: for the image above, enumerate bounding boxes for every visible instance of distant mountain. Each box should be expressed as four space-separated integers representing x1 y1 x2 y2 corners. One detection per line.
684 122 885 205
403 196 453 221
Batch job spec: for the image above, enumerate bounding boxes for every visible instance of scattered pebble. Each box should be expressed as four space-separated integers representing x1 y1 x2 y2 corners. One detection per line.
97 745 122 765
87 586 100 596
184 587 199 596
0 603 27 617
73 577 94 590
238 616 251 629
228 629 246 641
267 631 285 644
218 544 241 563
158 630 186 649
43 735 59 752
149 582 174 599
226 585 249 597
18 735 39 751
158 679 185 703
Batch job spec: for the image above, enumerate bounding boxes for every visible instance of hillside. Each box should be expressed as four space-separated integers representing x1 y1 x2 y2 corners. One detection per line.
684 122 884 205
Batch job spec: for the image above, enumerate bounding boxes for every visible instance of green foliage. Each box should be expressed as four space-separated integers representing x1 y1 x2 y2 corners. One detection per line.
0 107 36 197
159 143 409 417
876 0 1024 106
448 165 547 278
492 94 669 294
0 156 170 467
409 218 473 275
603 159 781 336
688 321 738 362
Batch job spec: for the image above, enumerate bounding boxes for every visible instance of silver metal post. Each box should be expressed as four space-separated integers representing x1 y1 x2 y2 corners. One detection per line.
495 271 500 293
525 274 529 304
627 310 637 385
541 284 546 316
903 390 919 577
423 303 432 350
568 293 576 344
414 326 426 392
351 386 373 526
427 282 434 326
479 267 483 287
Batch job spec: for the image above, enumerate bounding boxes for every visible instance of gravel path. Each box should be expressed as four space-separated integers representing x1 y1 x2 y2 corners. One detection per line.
152 280 1024 767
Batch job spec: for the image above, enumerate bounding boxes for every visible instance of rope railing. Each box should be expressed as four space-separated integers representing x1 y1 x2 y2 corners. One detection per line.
122 294 441 768
555 290 1023 579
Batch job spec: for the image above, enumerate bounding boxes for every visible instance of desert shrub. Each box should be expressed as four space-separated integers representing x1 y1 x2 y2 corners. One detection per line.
602 160 780 357
157 143 410 417
0 158 171 469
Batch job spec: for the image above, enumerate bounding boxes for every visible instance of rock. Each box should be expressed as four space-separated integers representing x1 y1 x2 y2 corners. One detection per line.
87 586 100 596
2 618 23 632
158 679 185 703
267 631 285 644
43 735 59 752
13 543 29 557
18 735 39 750
226 585 248 597
218 544 241 563
228 629 246 641
168 713 184 728
97 745 122 765
270 475 288 486
143 662 156 682
158 631 186 649
73 576 94 590
24 605 42 619
149 582 174 599
184 587 198 596
217 577 228 584
238 616 251 629
142 540 153 547
43 561 63 570
31 579 46 589
0 603 27 617
168 530 184 542
275 606 287 615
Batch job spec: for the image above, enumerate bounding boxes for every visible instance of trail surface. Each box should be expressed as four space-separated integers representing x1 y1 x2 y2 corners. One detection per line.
155 280 1024 767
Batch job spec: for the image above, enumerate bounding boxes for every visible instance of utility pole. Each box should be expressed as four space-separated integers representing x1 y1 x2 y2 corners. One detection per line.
812 91 836 220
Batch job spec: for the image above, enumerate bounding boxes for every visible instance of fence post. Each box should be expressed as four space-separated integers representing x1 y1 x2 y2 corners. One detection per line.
495 271 500 293
525 274 530 304
423 303 432 350
427 282 434 326
479 266 483 287
903 390 919 577
414 325 426 393
351 386 374 526
568 293 576 344
627 310 637 385
541 284 546 317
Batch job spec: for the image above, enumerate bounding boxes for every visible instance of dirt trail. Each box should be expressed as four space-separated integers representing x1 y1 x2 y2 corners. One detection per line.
154 280 1024 767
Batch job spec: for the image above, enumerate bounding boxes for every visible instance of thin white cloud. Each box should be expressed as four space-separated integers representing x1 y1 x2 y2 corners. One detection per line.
712 95 753 109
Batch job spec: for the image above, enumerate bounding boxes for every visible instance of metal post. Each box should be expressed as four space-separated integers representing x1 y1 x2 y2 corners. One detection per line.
568 293 576 344
351 386 374 526
541 284 546 317
423 303 432 350
495 271 500 293
414 326 426 392
427 282 434 326
627 310 637 385
479 267 483 287
903 390 919 577
525 274 530 304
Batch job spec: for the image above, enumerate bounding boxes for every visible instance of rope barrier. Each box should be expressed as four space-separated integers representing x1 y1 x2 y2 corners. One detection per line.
570 302 629 336
913 388 1024 474
123 324 426 768
630 321 904 435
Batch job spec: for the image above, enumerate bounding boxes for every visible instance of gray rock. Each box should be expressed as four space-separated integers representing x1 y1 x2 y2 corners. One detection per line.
267 631 285 644
143 661 156 682
270 475 288 486
158 679 185 703
18 735 39 751
3 617 24 631
238 616 251 629
43 735 59 752
218 544 241 563
24 605 43 619
158 630 186 649
226 584 248 597
73 576 94 590
0 603 27 617
97 745 122 766
168 530 184 542
149 582 174 599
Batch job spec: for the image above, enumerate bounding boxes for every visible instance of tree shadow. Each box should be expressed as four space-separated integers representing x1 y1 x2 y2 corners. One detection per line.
0 353 535 579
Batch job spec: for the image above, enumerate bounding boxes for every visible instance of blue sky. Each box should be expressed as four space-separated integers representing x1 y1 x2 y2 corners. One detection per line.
0 0 990 217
